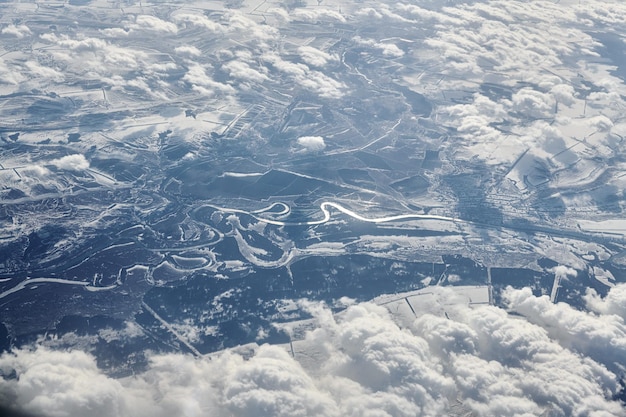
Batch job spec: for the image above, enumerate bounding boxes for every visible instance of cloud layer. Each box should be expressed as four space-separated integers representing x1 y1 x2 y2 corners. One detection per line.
1 1 626 416
1 285 625 417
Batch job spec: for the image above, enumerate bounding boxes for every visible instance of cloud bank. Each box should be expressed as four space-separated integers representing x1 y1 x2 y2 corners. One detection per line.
1 285 625 417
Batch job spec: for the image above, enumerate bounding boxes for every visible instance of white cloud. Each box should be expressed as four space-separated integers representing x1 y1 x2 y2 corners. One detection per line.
413 0 593 87
296 136 326 152
550 84 578 106
221 346 338 417
575 2 626 25
396 4 464 26
550 265 578 281
353 36 404 58
48 154 89 171
20 165 50 179
182 64 234 97
506 285 626 375
24 61 64 83
435 93 513 163
355 4 415 24
223 60 269 84
586 283 626 319
1 24 31 38
0 348 124 417
297 46 337 68
227 12 278 42
0 57 24 85
587 115 614 132
39 32 148 76
132 15 178 34
103 45 148 69
2 285 625 417
173 13 225 33
267 7 290 22
444 93 507 121
174 45 201 57
263 53 306 77
99 27 130 37
41 33 108 52
262 52 345 99
290 8 347 24
511 88 555 119
443 293 623 416
3 0 626 415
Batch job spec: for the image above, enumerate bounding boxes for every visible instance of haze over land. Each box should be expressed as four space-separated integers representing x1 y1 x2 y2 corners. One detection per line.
1 0 626 415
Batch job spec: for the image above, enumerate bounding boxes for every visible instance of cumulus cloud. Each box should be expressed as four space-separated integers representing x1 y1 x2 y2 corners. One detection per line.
48 154 89 171
550 265 578 281
550 84 578 107
297 46 337 68
227 12 278 42
408 0 602 95
435 93 514 163
296 136 326 152
443 93 507 123
174 45 201 57
262 52 345 99
575 2 626 25
41 33 107 52
98 27 130 37
131 15 178 34
1 24 31 38
3 0 626 415
0 58 24 85
24 61 65 83
220 347 337 417
39 32 148 76
390 0 625 177
0 349 125 417
182 64 234 96
173 13 226 33
223 60 269 84
290 8 347 24
396 4 464 26
353 36 405 58
20 165 50 179
355 4 414 24
506 285 626 375
586 284 626 319
587 115 614 132
2 285 625 417
511 88 555 119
